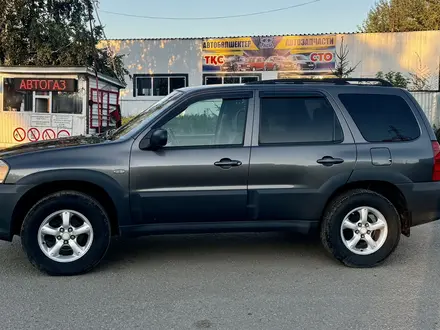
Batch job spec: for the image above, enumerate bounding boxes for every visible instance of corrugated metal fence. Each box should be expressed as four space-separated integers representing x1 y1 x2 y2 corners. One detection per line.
410 91 440 127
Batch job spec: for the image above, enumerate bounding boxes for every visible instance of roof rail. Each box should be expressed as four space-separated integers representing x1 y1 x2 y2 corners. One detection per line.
246 78 393 87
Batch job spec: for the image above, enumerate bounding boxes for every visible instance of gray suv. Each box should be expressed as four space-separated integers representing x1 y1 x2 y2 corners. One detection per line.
0 78 439 276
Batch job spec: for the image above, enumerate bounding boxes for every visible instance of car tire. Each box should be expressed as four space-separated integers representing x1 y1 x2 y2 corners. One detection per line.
21 191 111 276
320 189 401 268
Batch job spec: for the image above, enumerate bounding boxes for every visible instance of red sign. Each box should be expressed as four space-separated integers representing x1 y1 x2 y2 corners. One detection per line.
14 78 78 92
310 52 334 62
27 128 40 142
42 129 56 140
13 128 26 142
57 130 71 138
204 55 225 65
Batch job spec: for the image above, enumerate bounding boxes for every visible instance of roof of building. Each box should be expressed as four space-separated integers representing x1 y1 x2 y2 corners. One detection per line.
0 66 125 87
104 30 440 41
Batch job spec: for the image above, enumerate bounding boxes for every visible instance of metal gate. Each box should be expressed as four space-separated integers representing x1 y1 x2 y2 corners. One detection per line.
89 88 120 133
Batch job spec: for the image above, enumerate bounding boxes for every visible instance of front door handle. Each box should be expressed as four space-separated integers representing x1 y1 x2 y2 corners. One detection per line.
214 158 242 168
317 156 344 166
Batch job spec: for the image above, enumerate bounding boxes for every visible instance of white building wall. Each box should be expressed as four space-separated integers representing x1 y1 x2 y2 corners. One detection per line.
104 39 203 117
88 76 120 93
338 31 440 90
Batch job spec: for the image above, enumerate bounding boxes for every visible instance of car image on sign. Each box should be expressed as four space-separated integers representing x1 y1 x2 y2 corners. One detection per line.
264 56 296 71
289 54 316 71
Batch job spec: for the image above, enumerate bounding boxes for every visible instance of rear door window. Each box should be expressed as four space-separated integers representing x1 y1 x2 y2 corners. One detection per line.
259 96 343 144
338 93 420 142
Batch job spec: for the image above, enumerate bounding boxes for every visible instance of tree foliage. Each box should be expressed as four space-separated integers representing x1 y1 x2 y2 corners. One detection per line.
376 71 409 88
0 0 128 84
360 0 440 33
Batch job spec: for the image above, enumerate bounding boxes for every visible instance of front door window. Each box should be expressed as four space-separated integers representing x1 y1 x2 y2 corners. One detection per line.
162 97 249 148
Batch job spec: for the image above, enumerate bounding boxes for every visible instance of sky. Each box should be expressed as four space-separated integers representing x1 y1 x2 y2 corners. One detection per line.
98 0 377 39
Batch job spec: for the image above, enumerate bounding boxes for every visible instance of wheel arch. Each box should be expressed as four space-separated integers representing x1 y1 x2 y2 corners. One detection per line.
12 170 130 237
322 180 410 236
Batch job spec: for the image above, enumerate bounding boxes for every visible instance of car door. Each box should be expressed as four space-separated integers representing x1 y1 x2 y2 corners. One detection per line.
248 90 357 222
130 90 254 224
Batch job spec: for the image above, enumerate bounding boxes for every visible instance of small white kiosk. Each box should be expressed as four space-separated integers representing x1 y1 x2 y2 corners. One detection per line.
0 66 124 149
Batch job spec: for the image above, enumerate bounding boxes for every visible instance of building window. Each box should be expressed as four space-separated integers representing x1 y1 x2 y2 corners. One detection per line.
203 74 261 85
3 78 33 112
34 91 51 113
134 74 188 97
53 92 82 114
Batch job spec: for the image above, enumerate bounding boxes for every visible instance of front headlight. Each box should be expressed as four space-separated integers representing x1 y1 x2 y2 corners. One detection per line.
0 160 9 184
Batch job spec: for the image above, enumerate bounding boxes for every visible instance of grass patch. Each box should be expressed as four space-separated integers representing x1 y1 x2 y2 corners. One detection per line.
122 116 134 125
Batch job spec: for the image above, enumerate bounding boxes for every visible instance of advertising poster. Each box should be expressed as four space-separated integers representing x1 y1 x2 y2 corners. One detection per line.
202 35 336 74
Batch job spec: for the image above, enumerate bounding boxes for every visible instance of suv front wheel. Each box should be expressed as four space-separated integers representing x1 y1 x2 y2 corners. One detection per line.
320 189 401 267
21 191 111 276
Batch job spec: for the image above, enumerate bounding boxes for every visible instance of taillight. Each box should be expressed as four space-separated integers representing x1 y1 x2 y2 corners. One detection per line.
432 141 440 181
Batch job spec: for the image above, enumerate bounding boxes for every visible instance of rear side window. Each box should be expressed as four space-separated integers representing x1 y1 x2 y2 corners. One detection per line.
259 96 343 144
339 94 420 142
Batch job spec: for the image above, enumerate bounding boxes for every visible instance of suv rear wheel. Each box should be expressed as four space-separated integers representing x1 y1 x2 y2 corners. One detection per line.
21 191 111 276
320 189 401 267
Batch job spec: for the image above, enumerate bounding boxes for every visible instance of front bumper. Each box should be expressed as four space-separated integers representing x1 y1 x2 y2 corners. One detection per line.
0 184 28 241
397 182 440 227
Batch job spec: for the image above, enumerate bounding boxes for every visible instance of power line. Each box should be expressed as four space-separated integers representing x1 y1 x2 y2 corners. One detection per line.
92 0 107 39
100 0 321 21
93 0 118 78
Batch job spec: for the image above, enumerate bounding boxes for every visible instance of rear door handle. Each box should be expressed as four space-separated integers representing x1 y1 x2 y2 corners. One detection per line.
317 156 344 166
214 158 242 168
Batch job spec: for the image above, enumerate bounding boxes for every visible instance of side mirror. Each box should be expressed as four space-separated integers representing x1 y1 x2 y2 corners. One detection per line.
140 128 168 150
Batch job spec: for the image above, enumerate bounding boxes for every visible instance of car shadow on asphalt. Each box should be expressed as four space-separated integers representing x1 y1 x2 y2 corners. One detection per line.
97 230 330 271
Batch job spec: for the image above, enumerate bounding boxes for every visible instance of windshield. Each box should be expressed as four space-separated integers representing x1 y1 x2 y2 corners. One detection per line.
109 90 184 140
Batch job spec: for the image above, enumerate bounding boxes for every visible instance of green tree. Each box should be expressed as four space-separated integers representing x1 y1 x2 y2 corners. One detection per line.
332 37 360 78
360 0 440 33
376 71 409 88
0 0 128 84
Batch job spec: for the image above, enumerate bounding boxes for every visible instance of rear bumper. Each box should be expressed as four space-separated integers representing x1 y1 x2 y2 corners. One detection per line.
0 184 28 241
397 182 440 227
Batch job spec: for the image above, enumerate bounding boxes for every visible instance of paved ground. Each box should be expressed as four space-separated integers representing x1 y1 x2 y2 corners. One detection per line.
0 223 440 330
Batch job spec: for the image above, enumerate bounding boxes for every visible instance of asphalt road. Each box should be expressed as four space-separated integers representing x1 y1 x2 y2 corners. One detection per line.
0 223 440 330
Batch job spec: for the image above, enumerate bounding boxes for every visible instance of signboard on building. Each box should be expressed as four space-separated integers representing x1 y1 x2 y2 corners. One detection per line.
202 35 336 74
52 114 73 129
31 114 52 127
14 78 78 92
